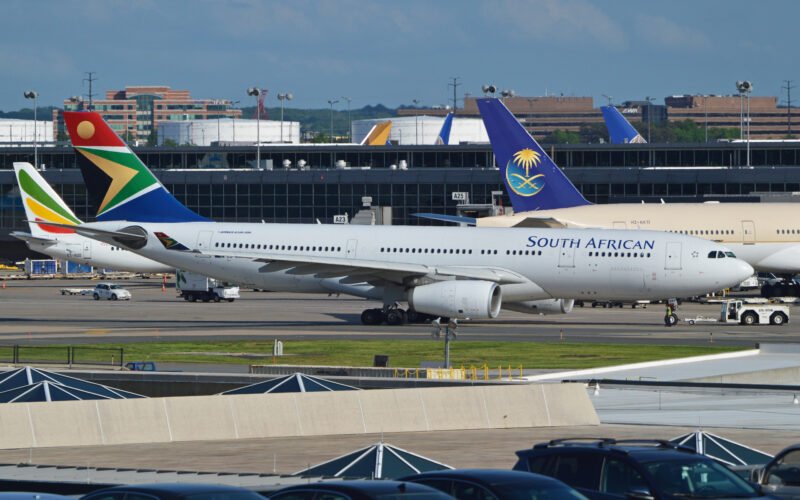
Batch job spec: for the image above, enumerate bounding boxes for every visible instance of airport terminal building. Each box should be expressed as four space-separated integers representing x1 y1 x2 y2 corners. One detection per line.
2 141 800 259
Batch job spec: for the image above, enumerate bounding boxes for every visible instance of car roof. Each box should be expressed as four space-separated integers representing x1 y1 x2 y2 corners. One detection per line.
272 481 444 495
518 438 700 462
401 469 563 486
84 483 253 496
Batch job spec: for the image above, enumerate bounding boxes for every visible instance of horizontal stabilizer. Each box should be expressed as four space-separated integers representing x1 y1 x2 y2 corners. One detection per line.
412 213 477 225
10 231 58 246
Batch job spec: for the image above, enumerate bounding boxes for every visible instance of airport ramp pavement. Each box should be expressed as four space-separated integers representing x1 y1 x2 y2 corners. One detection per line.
0 383 597 449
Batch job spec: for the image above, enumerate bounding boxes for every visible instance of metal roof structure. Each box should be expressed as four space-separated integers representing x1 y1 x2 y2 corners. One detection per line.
220 372 359 395
671 430 773 466
293 442 452 479
0 366 143 402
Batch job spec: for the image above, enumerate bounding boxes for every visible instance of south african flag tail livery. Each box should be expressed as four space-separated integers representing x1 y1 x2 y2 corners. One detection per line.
61 111 209 223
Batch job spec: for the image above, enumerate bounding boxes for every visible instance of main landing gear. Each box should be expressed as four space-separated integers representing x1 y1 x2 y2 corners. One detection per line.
360 307 438 326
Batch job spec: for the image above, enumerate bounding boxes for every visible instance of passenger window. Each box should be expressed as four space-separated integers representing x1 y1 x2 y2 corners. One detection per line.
412 479 452 495
451 480 495 500
601 458 650 497
553 454 603 490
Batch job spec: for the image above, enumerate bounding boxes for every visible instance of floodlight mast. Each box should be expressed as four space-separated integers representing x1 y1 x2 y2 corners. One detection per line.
247 87 261 169
277 92 293 143
24 91 38 169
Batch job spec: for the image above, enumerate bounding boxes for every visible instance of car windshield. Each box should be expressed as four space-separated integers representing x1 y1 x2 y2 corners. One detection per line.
109 285 123 289
492 481 589 500
375 492 455 500
183 492 266 500
644 458 759 498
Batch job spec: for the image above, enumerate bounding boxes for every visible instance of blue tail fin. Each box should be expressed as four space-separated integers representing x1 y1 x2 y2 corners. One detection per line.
601 106 646 144
476 98 590 211
434 112 454 145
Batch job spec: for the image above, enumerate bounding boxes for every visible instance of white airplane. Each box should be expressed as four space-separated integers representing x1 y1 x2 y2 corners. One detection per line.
47 111 752 325
11 162 172 274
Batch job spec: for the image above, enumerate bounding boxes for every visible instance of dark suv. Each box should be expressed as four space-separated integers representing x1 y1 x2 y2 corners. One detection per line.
512 438 776 500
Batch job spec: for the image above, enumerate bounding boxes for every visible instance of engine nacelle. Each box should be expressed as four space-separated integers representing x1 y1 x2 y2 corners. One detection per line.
408 280 502 319
503 298 574 315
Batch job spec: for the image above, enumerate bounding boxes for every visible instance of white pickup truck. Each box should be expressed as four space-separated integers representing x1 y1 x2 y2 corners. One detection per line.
92 283 131 301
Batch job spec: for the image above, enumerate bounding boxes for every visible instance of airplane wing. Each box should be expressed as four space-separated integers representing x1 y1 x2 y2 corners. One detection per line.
246 252 529 286
411 213 477 225
10 231 58 246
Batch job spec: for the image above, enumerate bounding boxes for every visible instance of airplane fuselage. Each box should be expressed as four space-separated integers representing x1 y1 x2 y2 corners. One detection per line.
18 232 173 274
477 203 800 274
80 221 753 303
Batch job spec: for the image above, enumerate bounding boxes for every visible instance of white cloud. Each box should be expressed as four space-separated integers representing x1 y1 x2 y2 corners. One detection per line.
483 0 626 48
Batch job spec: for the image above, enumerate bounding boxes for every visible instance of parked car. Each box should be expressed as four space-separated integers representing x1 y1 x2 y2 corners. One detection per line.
753 443 800 499
513 438 775 500
92 283 131 301
399 468 587 500
267 480 455 500
79 483 266 500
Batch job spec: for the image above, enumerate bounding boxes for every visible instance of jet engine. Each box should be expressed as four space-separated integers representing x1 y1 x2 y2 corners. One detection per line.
503 298 574 315
408 280 502 319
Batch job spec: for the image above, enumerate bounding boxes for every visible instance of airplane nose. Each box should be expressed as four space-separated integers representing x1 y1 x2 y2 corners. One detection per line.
735 259 755 282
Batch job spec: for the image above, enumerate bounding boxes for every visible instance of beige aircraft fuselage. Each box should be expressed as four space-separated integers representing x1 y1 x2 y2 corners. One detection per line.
476 203 800 274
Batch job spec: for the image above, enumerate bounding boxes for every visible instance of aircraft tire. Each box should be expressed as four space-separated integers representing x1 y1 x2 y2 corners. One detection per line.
386 309 407 326
361 308 385 325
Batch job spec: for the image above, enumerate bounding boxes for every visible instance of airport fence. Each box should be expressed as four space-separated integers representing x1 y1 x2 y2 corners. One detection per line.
0 345 123 367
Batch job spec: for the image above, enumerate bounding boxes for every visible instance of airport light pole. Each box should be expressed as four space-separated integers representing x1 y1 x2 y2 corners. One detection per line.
412 98 422 145
228 99 240 143
247 87 261 169
645 96 655 166
736 81 753 167
328 99 339 142
24 91 38 169
341 96 352 142
601 94 613 106
277 92 293 143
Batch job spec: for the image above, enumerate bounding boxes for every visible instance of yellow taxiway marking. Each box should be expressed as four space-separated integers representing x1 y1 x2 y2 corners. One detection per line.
85 330 111 334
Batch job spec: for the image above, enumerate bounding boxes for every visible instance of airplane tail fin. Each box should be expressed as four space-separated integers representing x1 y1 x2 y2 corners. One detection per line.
601 105 646 144
13 162 81 236
61 111 208 222
434 112 454 145
360 121 392 146
476 98 590 211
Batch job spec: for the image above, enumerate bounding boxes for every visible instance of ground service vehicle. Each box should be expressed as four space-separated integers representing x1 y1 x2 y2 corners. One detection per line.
268 481 455 500
686 300 790 325
176 270 239 303
92 283 131 301
400 468 587 500
512 438 775 500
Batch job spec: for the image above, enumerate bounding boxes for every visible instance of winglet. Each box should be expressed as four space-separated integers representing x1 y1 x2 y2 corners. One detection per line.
601 106 646 144
476 98 590 212
62 111 209 223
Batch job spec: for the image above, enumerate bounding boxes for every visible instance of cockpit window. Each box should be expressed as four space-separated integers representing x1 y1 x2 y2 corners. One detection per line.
708 251 728 258
725 251 736 258
708 251 717 258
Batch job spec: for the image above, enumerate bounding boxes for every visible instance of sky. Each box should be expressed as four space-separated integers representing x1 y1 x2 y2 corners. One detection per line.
1 0 797 112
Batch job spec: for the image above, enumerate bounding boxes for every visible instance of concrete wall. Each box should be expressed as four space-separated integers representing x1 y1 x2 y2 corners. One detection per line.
0 383 597 449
